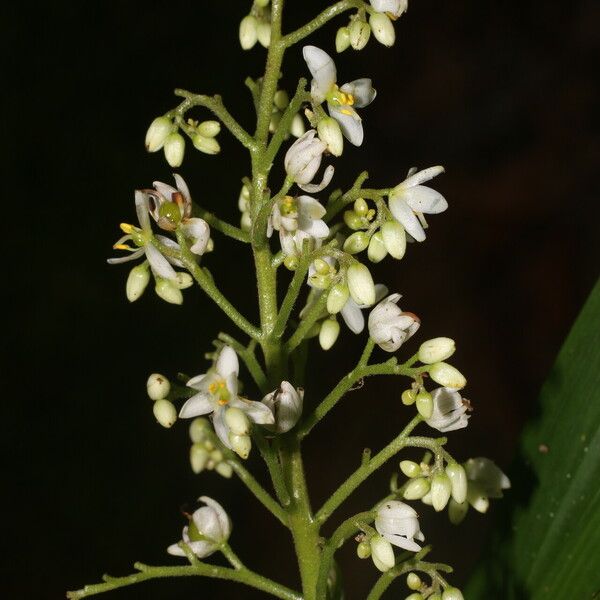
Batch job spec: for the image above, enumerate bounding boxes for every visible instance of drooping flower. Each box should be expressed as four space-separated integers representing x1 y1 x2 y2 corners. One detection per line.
167 496 231 558
261 381 304 433
107 191 179 281
464 457 510 513
146 174 210 255
375 500 425 552
425 387 470 433
284 130 334 193
303 46 376 146
388 166 447 242
368 293 420 352
370 0 408 18
268 194 329 257
179 346 274 449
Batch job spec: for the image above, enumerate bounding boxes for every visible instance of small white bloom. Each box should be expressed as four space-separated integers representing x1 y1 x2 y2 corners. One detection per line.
388 166 447 242
464 457 510 513
375 500 425 552
370 0 408 18
167 496 231 558
262 381 304 433
425 387 470 433
284 130 334 192
303 46 376 146
368 293 420 352
179 346 274 449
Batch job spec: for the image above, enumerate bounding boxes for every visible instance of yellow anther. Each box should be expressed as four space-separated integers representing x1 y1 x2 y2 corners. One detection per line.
217 398 229 406
120 222 134 234
340 109 353 116
113 243 133 251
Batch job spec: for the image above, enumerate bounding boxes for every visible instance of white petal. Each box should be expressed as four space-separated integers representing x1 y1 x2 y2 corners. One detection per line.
340 78 376 108
186 373 207 389
388 196 426 242
402 166 444 188
381 532 422 552
301 218 329 240
154 235 184 267
328 105 364 146
134 191 152 232
341 299 365 334
297 195 326 220
298 164 335 193
212 409 231 448
145 243 178 280
173 173 192 203
107 248 145 264
303 46 336 102
233 397 275 425
375 285 391 302
167 543 186 556
216 346 239 378
152 180 178 201
403 185 448 214
179 392 214 418
182 218 210 254
198 496 231 539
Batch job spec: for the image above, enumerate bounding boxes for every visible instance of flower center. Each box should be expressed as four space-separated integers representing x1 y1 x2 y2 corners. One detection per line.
280 195 297 216
325 84 355 111
209 379 230 405
118 223 146 247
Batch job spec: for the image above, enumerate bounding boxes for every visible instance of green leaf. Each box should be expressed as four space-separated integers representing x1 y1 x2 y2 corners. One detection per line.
466 279 600 599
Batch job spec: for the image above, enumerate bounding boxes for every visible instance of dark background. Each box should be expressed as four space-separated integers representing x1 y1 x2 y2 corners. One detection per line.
5 0 599 598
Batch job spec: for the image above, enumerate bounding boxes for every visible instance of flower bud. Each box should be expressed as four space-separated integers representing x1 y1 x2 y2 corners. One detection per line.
429 595 442 600
239 15 258 50
349 19 371 50
241 211 252 232
421 491 433 506
317 116 344 156
344 209 364 230
145 116 173 152
344 231 370 254
400 460 421 478
155 278 183 305
370 12 396 47
406 594 424 600
336 26 351 52
257 20 271 48
163 132 185 167
407 572 422 590
467 484 490 513
319 318 340 350
147 373 170 401
284 130 327 185
255 0 270 6
431 472 452 512
418 337 456 364
126 263 150 302
327 282 350 314
290 113 306 138
403 477 430 500
415 390 433 419
189 417 211 443
229 433 251 459
445 462 467 504
347 262 376 306
370 534 395 572
192 134 220 155
197 120 220 137
190 443 210 474
174 272 193 290
354 198 369 216
262 381 304 433
401 389 416 405
224 407 251 436
153 399 177 428
357 540 371 559
274 90 289 110
368 231 388 263
429 362 466 389
442 588 464 600
448 498 469 525
381 221 406 259
215 461 233 478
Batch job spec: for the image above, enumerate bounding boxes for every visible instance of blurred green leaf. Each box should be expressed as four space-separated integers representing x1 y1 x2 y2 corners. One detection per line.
466 279 600 599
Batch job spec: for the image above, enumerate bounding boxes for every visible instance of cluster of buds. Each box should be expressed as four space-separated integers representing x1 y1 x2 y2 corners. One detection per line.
336 0 408 52
239 0 272 50
189 418 233 478
238 183 252 232
147 373 177 428
269 90 305 139
403 571 465 600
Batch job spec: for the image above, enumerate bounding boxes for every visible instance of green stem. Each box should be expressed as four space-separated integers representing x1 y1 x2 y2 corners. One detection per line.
220 543 245 570
325 187 391 223
255 430 291 507
67 562 301 600
285 292 327 352
315 415 424 524
193 205 250 243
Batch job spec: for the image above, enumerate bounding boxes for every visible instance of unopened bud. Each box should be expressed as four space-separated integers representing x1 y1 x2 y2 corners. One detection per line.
381 221 406 259
406 594 424 600
400 460 421 478
239 15 258 50
370 535 395 572
317 116 344 156
357 540 371 559
320 318 340 350
262 381 303 433
336 26 351 52
401 389 417 406
349 19 371 50
370 12 396 47
445 462 467 504
215 461 233 478
155 278 183 305
257 21 271 48
290 113 306 138
448 498 469 525
153 399 177 428
415 390 433 419
467 484 490 513
190 443 210 473
442 588 464 600
344 231 370 254
126 263 150 302
327 282 350 314
431 472 452 512
163 132 185 167
229 433 251 459
274 90 289 110
403 477 430 500
189 417 211 442
224 407 251 435
147 373 170 401
197 120 220 137
406 572 422 590
145 116 173 152
418 337 456 364
429 362 466 389
347 262 376 306
344 210 364 230
192 134 220 155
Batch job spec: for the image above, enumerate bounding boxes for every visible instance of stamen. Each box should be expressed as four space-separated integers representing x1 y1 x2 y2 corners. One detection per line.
120 223 134 234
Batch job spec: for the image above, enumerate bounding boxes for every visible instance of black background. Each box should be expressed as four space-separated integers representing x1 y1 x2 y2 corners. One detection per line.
5 1 599 598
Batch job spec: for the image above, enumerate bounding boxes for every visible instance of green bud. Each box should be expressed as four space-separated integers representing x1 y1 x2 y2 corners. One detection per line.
381 220 406 259
405 594 424 600
189 417 211 443
274 90 289 110
284 255 299 270
370 12 396 47
239 15 258 50
174 272 193 290
215 461 233 478
290 113 305 138
448 498 469 525
356 540 371 559
335 26 351 53
406 572 422 590
354 198 369 216
155 278 183 305
418 337 456 364
229 433 252 459
147 373 170 401
349 19 371 50
225 407 251 436
327 282 350 314
343 231 370 254
400 460 421 478
153 399 177 428
145 116 173 152
415 390 433 419
431 472 452 512
442 588 464 600
403 477 430 500
163 132 185 167
317 116 344 156
192 134 220 155
257 20 271 47
190 443 210 474
347 262 376 306
370 535 395 572
429 362 467 389
344 209 364 230
319 318 340 351
445 462 467 504
401 389 417 405
197 120 221 137
126 263 150 302
368 231 388 263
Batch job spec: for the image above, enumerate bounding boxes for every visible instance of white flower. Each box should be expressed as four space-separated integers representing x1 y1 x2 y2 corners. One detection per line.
179 346 274 448
167 496 231 558
340 283 388 334
375 500 425 552
284 130 334 193
370 0 408 18
388 166 447 242
107 191 179 281
464 457 510 509
303 46 376 146
368 293 420 352
425 387 470 433
268 195 329 257
148 174 211 255
261 381 304 433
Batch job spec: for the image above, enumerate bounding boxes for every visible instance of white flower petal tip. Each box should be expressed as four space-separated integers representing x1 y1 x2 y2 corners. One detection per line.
425 387 471 433
375 501 424 553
